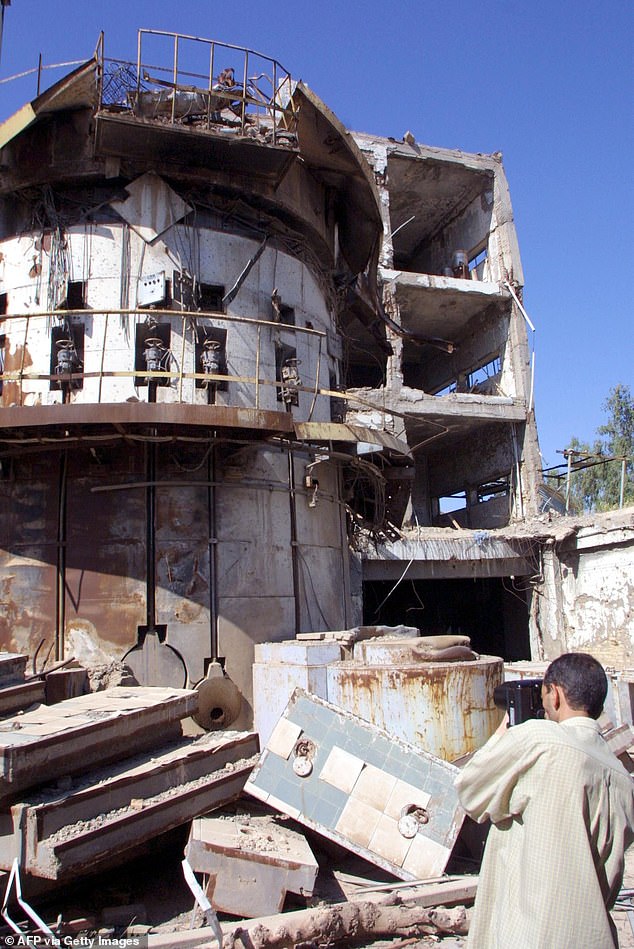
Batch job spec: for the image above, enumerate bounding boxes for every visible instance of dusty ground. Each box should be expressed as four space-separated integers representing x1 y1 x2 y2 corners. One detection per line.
7 824 470 947
4 818 631 948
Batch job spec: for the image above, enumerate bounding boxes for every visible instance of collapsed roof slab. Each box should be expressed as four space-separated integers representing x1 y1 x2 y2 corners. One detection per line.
362 533 537 581
0 730 258 880
0 687 197 802
380 268 510 341
347 389 525 454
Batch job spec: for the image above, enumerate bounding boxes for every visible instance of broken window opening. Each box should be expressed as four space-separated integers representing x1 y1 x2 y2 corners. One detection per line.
57 281 86 311
438 492 467 515
363 576 531 662
468 245 488 280
197 284 225 313
432 381 458 397
478 479 510 503
468 356 501 393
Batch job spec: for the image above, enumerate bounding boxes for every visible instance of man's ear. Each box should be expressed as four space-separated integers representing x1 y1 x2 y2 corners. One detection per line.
551 685 563 710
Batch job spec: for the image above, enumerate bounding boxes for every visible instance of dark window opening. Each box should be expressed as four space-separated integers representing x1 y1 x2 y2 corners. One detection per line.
197 284 225 313
478 478 509 503
58 281 86 310
0 333 5 396
344 360 386 389
50 324 85 392
279 304 295 326
363 576 531 661
0 293 7 315
469 245 488 280
329 370 346 422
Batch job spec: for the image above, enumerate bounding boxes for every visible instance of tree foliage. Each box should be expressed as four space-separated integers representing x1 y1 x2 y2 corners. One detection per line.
556 384 634 513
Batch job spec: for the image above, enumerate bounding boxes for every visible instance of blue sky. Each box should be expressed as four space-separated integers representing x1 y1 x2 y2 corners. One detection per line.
1 0 632 470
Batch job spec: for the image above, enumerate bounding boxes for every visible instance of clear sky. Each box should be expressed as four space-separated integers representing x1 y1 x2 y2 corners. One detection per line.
1 0 632 471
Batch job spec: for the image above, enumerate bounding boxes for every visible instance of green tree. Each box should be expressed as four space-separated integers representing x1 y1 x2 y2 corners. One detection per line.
561 385 634 513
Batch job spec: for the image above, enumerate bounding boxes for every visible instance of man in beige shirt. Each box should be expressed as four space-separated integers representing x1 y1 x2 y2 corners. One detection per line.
455 653 634 948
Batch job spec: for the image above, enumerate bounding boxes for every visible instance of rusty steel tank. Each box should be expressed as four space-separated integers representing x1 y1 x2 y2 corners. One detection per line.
326 637 503 761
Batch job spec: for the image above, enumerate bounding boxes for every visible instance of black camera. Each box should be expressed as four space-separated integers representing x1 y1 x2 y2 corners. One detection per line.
493 678 545 727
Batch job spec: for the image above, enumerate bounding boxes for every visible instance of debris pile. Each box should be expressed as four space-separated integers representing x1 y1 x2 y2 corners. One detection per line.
0 680 258 882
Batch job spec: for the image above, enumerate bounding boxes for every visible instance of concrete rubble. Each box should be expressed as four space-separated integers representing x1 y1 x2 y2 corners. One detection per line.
0 669 259 884
185 806 319 917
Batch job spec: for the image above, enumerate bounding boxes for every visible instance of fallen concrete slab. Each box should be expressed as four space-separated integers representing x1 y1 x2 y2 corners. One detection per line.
245 689 465 882
0 686 198 802
0 652 46 717
0 680 46 717
185 807 318 917
0 730 258 879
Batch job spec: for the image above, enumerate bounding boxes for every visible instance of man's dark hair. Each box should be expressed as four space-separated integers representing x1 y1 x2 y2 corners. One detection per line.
543 653 608 719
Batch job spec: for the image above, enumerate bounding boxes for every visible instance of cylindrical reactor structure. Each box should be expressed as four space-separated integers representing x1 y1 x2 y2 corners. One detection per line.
0 39 404 725
327 639 504 761
0 222 354 715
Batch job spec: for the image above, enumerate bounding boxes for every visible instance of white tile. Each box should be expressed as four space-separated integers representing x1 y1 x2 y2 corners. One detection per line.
384 778 431 821
318 745 365 793
266 717 303 759
401 833 450 879
335 797 381 849
350 764 397 811
367 814 411 866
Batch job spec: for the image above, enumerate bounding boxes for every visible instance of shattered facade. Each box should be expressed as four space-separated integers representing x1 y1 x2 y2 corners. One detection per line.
2 29 624 732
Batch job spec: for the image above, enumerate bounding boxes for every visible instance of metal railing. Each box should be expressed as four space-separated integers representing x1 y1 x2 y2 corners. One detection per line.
101 30 298 143
0 308 326 414
0 30 299 143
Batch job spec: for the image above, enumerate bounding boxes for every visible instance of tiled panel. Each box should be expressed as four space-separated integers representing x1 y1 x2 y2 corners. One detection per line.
351 763 397 811
384 778 431 820
245 689 464 881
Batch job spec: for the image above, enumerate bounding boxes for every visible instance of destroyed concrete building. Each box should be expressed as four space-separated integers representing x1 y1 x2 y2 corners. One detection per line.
0 29 630 734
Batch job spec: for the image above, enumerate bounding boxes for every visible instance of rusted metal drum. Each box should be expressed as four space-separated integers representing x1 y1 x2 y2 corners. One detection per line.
327 639 503 762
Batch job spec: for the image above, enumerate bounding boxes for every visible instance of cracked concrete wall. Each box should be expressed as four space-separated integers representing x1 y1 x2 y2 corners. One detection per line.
532 513 634 668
